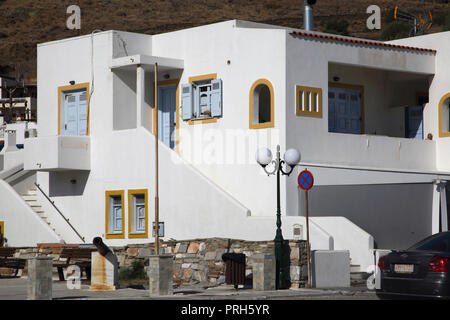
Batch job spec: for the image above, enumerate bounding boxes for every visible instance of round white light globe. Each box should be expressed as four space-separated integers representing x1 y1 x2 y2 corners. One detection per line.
255 148 273 166
284 148 301 166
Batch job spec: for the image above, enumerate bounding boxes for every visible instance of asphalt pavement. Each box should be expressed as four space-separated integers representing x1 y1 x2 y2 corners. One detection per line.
0 277 378 300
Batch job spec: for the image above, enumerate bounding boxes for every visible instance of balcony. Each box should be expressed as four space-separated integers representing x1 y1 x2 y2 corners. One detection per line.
24 136 90 171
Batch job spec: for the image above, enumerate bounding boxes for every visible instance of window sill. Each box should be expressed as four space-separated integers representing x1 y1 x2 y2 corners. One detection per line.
188 118 218 125
249 122 274 129
129 233 148 239
105 233 125 239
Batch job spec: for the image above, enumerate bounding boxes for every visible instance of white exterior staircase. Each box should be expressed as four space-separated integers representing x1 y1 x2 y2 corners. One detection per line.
20 186 63 241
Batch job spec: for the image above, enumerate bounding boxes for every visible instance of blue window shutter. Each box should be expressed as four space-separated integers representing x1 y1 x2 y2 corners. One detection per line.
182 83 193 120
210 79 222 117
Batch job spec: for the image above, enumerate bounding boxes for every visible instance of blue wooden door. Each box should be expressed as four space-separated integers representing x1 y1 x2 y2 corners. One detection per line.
329 87 362 134
405 106 423 139
158 85 176 150
63 90 88 136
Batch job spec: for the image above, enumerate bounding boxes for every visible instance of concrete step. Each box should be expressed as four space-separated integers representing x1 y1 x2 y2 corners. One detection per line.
350 264 361 273
350 271 370 281
21 195 38 201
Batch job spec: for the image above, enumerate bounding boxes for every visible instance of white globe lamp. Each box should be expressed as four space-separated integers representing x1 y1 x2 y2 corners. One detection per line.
284 148 301 166
255 148 273 167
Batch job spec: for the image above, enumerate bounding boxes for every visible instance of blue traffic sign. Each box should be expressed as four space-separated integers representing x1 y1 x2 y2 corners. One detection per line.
298 170 314 190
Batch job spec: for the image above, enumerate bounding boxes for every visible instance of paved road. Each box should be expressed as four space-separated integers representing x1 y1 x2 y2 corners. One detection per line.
0 277 378 300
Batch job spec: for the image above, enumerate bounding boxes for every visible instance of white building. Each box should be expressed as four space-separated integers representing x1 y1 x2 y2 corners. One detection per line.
2 20 450 272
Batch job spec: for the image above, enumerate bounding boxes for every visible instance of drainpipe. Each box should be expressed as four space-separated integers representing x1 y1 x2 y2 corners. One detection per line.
154 63 160 255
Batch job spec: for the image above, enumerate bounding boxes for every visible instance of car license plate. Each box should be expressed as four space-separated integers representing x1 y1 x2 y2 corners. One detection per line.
394 264 414 274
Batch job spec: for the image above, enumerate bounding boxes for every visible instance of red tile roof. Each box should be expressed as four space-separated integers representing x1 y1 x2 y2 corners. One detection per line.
289 31 437 54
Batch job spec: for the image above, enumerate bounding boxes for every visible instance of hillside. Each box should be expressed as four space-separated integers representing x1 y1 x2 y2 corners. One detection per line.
0 0 449 82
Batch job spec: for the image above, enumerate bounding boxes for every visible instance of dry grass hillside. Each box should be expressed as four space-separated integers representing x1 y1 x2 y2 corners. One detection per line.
0 0 449 82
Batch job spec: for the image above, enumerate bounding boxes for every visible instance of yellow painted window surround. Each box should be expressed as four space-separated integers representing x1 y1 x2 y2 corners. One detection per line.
188 73 218 125
249 79 275 129
58 82 90 136
128 189 149 239
0 221 4 247
105 190 125 239
296 85 322 118
439 93 450 137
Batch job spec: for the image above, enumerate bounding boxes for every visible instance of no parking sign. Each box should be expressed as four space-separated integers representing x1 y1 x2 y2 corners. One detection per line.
298 169 314 190
297 169 314 288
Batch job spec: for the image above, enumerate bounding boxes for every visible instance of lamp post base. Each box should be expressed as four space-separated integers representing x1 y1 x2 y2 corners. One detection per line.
274 238 290 290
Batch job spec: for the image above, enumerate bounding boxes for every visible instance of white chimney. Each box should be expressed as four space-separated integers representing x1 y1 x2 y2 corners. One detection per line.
304 0 317 31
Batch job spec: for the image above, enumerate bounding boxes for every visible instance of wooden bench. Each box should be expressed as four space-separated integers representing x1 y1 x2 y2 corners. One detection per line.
53 248 96 281
0 248 26 276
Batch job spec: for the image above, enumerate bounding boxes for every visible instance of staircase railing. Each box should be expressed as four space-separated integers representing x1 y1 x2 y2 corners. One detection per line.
34 182 85 243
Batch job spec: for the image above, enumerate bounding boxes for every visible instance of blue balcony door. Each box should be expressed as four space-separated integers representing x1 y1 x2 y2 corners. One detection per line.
405 106 424 139
329 86 363 134
63 89 88 136
158 85 176 150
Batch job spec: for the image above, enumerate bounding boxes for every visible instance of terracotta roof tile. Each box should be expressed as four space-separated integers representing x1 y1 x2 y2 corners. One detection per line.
289 31 437 54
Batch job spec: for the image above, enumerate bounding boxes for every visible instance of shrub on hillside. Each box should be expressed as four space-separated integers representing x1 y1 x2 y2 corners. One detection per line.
323 18 350 36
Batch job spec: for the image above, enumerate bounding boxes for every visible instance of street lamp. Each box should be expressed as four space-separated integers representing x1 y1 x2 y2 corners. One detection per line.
256 145 300 289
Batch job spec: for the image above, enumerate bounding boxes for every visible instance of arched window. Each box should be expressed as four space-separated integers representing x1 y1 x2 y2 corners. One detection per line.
439 93 450 137
249 79 274 129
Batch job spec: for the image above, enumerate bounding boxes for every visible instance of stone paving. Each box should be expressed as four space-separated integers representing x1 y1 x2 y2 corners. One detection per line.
0 277 378 300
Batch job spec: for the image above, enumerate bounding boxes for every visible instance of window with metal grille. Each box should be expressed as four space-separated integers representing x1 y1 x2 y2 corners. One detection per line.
296 85 322 118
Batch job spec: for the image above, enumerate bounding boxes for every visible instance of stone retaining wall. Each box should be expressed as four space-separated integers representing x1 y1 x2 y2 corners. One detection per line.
2 238 308 288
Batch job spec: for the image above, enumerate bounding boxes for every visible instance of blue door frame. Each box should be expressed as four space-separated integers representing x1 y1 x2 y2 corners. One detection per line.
158 85 177 150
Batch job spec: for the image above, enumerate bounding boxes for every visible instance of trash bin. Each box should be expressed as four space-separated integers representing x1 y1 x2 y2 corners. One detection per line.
222 253 246 289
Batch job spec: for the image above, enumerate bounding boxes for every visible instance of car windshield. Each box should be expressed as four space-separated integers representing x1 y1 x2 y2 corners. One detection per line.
408 232 450 252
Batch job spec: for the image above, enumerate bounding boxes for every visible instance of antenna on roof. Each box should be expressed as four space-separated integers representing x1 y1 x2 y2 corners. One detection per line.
393 5 432 36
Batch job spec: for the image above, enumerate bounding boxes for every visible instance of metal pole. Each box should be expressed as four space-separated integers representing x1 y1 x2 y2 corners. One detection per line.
154 63 160 255
305 189 312 288
274 145 286 289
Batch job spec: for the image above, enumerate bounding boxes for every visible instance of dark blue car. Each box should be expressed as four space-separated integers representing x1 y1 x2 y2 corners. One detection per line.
377 232 450 299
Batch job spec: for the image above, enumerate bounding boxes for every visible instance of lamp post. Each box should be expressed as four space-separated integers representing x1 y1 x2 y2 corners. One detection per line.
256 145 301 289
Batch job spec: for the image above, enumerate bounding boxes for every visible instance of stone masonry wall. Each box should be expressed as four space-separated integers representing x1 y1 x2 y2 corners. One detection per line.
2 238 308 289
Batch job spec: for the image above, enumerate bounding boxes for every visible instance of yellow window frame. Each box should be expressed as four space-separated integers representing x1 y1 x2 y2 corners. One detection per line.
128 189 149 239
296 85 323 118
0 221 4 247
439 93 450 137
58 82 90 136
249 79 275 129
105 190 125 239
187 73 219 125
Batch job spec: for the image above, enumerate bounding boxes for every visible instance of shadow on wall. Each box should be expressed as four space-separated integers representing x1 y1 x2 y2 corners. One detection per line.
49 171 90 197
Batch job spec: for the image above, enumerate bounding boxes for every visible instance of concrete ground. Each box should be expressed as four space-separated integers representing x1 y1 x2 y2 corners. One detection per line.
0 277 378 300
